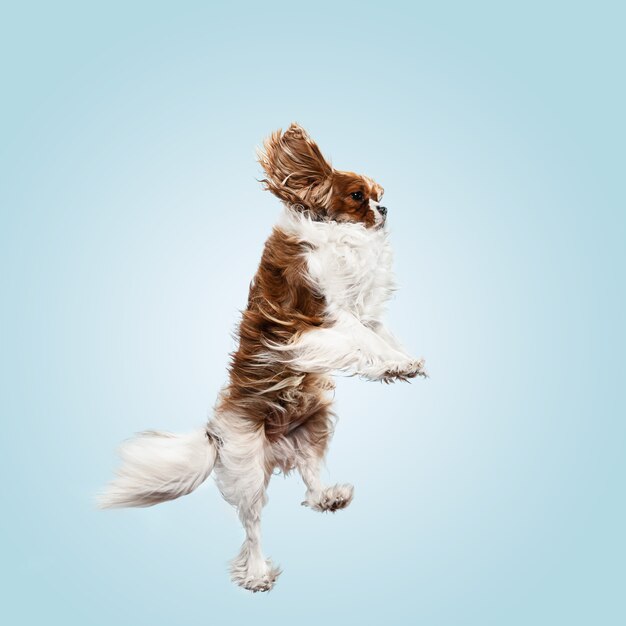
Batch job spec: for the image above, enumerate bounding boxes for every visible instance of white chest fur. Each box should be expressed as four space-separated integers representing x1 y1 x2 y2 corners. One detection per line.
278 210 396 324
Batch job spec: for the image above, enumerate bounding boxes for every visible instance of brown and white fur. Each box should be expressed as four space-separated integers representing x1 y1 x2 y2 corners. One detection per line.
98 124 427 592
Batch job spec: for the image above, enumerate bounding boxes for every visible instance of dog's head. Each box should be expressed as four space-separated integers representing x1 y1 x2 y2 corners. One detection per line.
258 123 387 229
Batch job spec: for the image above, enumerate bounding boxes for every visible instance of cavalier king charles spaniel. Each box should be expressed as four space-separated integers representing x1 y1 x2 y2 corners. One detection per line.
99 123 427 592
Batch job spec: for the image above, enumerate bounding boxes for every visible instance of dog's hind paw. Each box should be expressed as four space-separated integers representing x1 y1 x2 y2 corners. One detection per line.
302 483 354 512
231 559 281 593
230 544 281 593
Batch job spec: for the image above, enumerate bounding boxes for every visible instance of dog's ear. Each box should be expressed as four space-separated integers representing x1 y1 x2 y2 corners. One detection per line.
258 123 333 208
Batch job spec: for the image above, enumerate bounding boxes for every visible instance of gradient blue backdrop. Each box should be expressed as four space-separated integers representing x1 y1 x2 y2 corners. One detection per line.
1 2 624 624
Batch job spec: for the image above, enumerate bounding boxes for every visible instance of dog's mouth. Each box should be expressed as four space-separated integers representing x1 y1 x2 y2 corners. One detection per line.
370 203 387 230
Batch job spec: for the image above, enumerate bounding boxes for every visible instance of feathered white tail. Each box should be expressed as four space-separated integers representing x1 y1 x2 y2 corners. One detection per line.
98 428 217 508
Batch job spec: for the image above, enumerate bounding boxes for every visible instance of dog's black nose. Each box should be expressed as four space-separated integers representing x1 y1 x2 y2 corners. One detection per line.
378 206 388 216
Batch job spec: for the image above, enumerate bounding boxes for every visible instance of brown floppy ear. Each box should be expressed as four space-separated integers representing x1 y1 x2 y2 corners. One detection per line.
257 123 333 209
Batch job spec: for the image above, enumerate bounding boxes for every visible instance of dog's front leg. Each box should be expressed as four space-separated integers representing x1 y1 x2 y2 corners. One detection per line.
370 322 428 378
287 313 425 381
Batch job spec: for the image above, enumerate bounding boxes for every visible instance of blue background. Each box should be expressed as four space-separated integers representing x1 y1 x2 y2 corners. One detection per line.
1 1 624 624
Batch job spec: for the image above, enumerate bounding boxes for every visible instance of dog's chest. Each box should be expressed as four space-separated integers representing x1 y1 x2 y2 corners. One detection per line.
304 226 396 322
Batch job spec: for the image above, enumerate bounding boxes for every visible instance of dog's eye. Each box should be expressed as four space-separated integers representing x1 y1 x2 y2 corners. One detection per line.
350 191 364 202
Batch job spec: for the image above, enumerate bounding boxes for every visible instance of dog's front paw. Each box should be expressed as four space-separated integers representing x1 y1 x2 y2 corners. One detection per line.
382 358 427 383
302 484 354 512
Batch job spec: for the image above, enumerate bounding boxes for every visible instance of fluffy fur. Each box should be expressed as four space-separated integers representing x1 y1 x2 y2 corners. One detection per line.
98 429 216 508
99 123 426 593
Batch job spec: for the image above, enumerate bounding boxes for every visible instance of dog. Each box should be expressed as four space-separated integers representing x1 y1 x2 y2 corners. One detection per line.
98 123 427 592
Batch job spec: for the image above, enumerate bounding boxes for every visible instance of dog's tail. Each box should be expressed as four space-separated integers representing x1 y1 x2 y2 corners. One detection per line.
97 428 217 509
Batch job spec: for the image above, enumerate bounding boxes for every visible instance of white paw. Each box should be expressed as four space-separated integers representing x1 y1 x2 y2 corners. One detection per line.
381 357 427 382
231 560 281 593
302 483 354 512
230 548 281 593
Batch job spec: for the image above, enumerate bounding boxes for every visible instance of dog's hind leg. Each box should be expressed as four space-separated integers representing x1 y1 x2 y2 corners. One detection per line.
213 421 281 592
298 451 354 513
292 409 354 513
